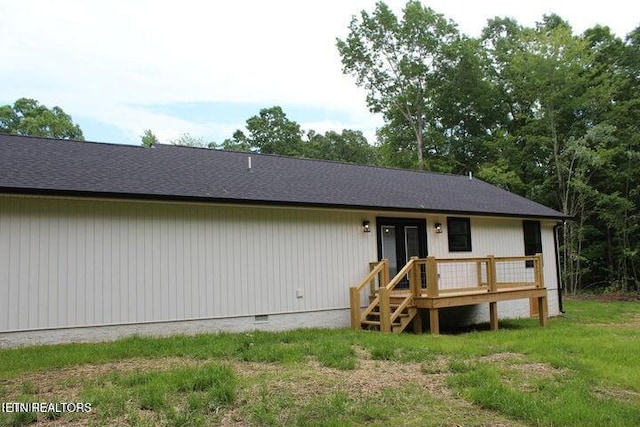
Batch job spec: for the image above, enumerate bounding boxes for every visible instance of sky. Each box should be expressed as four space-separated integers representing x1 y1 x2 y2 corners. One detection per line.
1 0 638 146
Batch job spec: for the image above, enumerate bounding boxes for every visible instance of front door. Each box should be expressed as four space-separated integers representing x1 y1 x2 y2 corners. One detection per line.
376 218 428 285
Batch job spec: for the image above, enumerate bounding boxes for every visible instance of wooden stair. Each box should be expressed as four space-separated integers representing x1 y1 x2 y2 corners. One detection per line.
350 258 421 334
360 299 418 333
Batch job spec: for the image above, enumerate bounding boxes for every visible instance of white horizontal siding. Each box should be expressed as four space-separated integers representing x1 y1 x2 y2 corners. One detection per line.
0 196 376 332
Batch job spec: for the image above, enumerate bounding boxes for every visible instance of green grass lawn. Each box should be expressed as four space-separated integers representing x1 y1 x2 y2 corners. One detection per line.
1 297 639 426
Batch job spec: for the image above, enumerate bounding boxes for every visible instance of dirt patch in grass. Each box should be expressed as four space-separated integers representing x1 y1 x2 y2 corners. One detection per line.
480 352 566 379
2 353 531 427
478 352 569 394
218 356 460 426
2 357 204 401
594 386 640 404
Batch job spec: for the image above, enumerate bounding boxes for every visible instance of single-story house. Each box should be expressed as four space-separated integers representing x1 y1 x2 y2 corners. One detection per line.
0 134 567 347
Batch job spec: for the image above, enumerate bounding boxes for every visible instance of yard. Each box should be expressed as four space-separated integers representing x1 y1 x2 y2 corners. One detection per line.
1 297 639 427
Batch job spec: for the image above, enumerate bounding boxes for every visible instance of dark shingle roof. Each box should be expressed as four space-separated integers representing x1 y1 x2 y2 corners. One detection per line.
0 134 566 219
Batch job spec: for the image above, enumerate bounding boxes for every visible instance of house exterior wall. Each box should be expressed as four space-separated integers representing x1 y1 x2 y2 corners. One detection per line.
0 195 376 338
0 195 561 346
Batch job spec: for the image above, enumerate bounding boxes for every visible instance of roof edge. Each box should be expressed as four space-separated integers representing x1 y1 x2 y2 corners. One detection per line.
0 187 572 220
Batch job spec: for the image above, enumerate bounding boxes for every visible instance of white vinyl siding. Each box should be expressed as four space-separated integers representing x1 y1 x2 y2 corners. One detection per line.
1 195 561 335
0 195 376 332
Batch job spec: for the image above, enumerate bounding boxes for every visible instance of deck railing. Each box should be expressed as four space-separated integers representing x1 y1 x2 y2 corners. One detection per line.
423 254 544 297
350 254 544 332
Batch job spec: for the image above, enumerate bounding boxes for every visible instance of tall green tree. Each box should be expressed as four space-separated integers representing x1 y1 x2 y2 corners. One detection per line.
582 25 640 291
479 16 609 292
0 98 84 140
337 1 459 171
475 16 640 292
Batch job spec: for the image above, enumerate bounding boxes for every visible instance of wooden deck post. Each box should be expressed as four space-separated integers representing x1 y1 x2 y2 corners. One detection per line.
413 311 423 334
534 253 548 327
379 287 391 333
487 255 498 330
538 296 548 327
349 287 360 330
426 256 438 297
489 302 499 331
429 309 439 335
410 258 422 334
381 258 390 287
534 253 545 288
487 255 497 293
409 257 419 298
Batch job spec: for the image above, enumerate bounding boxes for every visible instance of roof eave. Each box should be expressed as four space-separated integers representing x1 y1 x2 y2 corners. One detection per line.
0 187 571 221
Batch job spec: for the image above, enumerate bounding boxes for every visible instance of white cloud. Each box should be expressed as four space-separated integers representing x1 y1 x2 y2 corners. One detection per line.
1 0 638 144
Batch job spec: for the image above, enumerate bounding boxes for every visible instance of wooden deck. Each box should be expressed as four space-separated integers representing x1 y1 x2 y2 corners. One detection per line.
350 255 548 334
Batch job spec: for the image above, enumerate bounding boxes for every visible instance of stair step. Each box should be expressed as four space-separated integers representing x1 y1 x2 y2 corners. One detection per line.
361 320 402 327
369 304 417 309
368 311 410 318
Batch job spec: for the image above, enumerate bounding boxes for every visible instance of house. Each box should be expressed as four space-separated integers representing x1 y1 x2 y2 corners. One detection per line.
0 134 567 347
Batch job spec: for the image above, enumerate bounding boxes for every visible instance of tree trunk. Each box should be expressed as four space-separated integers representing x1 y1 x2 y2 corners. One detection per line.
416 117 424 171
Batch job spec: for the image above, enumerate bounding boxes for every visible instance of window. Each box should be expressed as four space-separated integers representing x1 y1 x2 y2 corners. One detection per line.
523 220 542 268
447 217 472 252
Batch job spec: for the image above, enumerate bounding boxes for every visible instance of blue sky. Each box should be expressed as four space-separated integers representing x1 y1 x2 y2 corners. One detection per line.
1 0 638 146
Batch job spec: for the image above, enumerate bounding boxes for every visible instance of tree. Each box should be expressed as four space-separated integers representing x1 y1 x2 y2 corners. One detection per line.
474 15 640 293
219 106 379 165
140 129 159 147
170 133 212 148
223 106 304 156
219 129 254 152
337 1 459 170
306 129 379 165
0 98 84 139
582 25 640 292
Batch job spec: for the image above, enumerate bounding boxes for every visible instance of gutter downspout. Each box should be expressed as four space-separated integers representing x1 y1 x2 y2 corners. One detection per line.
554 222 565 313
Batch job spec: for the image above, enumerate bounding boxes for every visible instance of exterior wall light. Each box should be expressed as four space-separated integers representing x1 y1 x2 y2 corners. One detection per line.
434 222 443 233
362 220 371 233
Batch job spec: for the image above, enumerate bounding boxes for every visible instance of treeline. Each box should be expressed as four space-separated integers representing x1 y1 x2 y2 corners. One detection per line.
333 2 640 294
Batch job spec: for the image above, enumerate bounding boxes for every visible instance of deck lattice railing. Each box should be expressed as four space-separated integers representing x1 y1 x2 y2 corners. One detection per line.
350 254 544 332
422 253 544 297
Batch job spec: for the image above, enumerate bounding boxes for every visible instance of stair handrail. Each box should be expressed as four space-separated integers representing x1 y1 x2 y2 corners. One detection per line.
384 257 418 291
380 257 418 332
350 259 388 329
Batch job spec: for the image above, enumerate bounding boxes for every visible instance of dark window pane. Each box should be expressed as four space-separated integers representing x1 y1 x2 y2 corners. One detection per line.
523 221 542 255
447 217 472 252
523 220 542 268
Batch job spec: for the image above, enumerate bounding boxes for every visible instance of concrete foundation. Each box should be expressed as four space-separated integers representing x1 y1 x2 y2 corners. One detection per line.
0 308 351 348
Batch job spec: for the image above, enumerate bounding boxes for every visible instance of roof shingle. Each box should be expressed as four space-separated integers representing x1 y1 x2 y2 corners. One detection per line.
0 134 566 219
